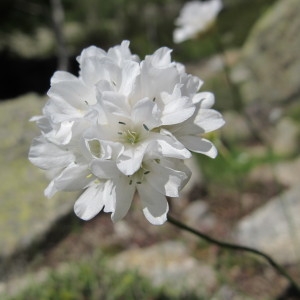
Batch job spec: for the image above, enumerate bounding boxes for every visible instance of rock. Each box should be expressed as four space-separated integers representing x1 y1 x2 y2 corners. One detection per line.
182 200 216 232
271 117 300 156
211 285 253 300
234 186 300 264
274 157 300 188
249 156 300 188
221 111 253 142
248 164 275 186
113 220 134 241
0 94 78 271
110 240 217 297
234 0 300 106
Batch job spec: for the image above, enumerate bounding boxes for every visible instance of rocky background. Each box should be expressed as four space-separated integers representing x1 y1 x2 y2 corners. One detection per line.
1 0 300 299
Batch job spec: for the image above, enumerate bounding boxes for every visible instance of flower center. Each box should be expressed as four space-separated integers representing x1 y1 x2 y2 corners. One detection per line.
118 128 140 145
124 129 139 145
117 121 149 145
128 165 150 185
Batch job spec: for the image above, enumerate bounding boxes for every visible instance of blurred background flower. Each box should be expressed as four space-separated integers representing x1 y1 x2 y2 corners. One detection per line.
173 0 223 43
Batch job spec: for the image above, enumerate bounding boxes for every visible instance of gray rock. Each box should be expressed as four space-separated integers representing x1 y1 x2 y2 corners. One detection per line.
234 186 300 264
248 164 275 186
0 94 77 262
182 200 216 233
274 157 300 188
110 240 216 297
221 111 253 142
235 0 300 106
271 117 300 156
211 285 253 300
249 155 300 191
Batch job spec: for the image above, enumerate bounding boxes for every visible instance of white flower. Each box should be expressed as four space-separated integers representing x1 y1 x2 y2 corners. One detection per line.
173 0 223 43
29 40 224 224
166 92 225 158
29 123 94 198
75 147 191 225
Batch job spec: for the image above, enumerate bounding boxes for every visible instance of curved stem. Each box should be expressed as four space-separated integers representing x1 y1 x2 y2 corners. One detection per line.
167 214 300 294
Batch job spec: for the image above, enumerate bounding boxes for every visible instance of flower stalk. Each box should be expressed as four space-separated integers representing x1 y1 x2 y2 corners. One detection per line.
167 214 300 294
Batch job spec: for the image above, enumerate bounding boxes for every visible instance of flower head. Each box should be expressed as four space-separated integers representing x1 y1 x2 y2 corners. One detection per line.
29 41 224 225
173 0 223 43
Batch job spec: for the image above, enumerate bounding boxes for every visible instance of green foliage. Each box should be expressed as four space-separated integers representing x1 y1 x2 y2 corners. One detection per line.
4 251 204 300
287 102 300 124
5 253 162 300
195 143 282 188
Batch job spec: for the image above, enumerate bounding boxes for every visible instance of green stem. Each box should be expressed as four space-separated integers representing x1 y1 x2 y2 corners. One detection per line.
167 214 300 294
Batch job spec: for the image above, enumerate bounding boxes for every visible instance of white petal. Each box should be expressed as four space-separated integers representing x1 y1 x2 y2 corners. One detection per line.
74 183 107 220
180 73 203 96
43 98 84 123
82 57 121 87
44 180 58 198
31 115 52 133
48 80 95 109
91 160 120 179
156 130 191 159
161 103 195 125
140 51 179 97
99 91 131 117
80 56 106 86
29 137 74 169
192 92 215 107
194 108 225 133
131 98 161 129
137 183 169 225
147 47 172 68
96 79 115 93
107 40 139 64
178 136 218 158
51 71 78 84
111 176 135 222
146 159 191 197
45 121 74 145
119 60 140 96
117 144 147 175
51 163 91 192
160 86 195 125
77 45 106 65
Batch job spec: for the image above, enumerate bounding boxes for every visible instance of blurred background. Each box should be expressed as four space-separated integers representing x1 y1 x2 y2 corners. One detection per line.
1 0 300 299
0 0 275 99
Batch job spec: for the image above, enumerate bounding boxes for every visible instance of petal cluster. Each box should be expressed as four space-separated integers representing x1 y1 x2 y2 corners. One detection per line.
29 41 224 225
173 0 223 43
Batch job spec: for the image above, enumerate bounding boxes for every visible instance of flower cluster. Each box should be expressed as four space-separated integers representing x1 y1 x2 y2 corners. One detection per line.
29 41 224 225
173 0 223 43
